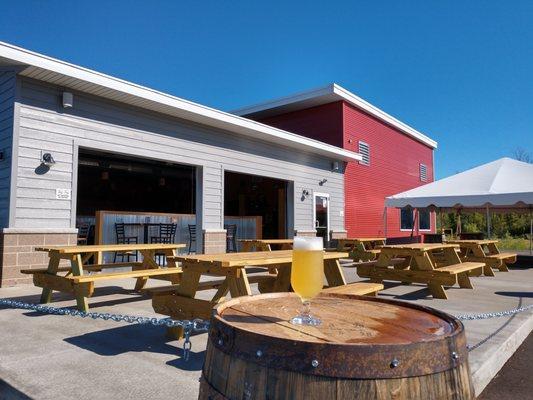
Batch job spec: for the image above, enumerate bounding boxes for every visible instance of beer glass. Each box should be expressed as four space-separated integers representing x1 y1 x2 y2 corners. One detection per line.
290 236 324 326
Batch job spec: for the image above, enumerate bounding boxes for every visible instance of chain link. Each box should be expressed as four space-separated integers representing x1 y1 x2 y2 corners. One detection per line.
2 298 533 357
0 298 210 360
455 304 533 321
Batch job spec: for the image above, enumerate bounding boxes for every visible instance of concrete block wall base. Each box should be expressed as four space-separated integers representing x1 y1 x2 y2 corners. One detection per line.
0 232 77 287
203 230 226 254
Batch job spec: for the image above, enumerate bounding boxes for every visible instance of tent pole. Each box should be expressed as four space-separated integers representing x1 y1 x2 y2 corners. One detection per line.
529 205 533 256
530 206 532 256
383 206 388 240
486 205 491 239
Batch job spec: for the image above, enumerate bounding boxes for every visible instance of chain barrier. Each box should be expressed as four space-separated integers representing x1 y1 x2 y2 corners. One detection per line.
0 298 210 360
455 304 533 321
2 298 532 357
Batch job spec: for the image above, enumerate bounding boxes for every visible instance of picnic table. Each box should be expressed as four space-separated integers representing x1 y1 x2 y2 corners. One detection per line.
447 239 517 276
23 243 186 312
238 239 293 252
336 238 385 261
151 250 387 337
357 243 485 299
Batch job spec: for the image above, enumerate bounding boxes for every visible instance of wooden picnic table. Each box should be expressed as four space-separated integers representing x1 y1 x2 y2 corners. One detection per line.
357 243 485 299
151 250 350 337
23 243 186 312
336 238 385 261
238 239 293 252
447 239 517 276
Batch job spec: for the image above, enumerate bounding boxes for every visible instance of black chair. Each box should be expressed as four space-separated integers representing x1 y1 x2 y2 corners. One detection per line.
150 223 178 265
77 224 90 245
224 224 237 252
114 223 138 262
188 224 197 254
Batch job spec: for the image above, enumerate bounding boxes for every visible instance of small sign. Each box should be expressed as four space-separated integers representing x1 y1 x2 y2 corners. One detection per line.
56 189 71 200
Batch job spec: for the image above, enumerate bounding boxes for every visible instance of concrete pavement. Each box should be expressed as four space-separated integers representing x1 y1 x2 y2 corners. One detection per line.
0 263 531 399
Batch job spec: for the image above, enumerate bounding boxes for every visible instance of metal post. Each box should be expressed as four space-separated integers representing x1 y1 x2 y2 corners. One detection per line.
383 207 388 239
486 206 491 239
530 207 532 255
529 205 533 255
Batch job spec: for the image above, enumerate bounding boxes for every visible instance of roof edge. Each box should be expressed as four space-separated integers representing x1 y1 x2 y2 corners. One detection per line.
232 83 438 149
0 41 361 162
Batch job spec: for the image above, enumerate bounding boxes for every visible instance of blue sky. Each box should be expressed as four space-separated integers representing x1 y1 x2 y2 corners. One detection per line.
1 1 531 178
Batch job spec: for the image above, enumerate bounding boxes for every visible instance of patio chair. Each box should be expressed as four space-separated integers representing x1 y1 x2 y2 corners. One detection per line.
225 224 238 252
188 224 197 254
114 223 139 262
150 223 178 265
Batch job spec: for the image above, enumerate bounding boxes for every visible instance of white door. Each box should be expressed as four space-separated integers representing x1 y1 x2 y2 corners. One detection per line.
313 193 330 246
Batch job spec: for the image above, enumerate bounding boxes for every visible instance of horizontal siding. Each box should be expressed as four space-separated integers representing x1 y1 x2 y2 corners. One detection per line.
14 77 345 232
343 102 434 237
0 71 15 228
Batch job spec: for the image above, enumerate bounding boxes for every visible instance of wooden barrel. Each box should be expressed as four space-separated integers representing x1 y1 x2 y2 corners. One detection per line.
199 293 474 400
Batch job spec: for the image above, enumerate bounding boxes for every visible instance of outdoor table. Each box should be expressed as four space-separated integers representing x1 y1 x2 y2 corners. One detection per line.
23 243 186 312
337 237 385 261
151 250 349 335
357 243 485 299
122 222 168 244
238 239 293 252
447 239 517 276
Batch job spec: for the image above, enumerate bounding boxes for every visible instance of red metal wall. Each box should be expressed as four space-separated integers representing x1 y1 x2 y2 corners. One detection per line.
342 102 434 238
255 100 435 238
257 102 344 147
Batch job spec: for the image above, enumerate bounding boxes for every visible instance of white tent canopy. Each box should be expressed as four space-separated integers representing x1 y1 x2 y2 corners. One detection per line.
385 158 533 209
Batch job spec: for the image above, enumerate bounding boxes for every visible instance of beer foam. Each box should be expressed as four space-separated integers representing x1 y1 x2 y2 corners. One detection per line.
293 236 323 250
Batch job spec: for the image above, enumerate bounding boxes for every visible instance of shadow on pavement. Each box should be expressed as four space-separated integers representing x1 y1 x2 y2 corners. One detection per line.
0 379 32 400
166 350 206 371
64 323 175 356
495 291 533 298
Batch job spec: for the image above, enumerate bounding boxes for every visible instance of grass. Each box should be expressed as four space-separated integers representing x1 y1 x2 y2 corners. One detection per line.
497 237 531 251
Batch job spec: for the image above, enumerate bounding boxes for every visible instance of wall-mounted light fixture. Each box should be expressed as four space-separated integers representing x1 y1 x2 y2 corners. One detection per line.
301 189 310 201
62 92 74 108
331 161 340 172
41 152 56 167
319 178 328 186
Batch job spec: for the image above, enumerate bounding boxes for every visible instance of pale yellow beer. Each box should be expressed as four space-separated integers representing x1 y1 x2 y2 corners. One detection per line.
291 237 324 301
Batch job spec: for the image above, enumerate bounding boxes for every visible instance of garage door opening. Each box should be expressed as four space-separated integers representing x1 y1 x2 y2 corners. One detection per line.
224 171 288 242
75 149 196 251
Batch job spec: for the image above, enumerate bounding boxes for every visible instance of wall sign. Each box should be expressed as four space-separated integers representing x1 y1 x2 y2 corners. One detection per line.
56 189 72 200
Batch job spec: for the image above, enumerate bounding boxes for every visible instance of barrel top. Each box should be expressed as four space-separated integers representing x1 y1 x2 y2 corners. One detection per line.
217 293 454 345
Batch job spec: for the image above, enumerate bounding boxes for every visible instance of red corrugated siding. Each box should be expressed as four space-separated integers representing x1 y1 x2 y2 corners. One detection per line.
255 99 435 238
258 102 344 147
343 102 434 237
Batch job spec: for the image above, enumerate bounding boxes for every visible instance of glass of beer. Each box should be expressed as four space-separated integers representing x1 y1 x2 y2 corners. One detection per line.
290 236 324 326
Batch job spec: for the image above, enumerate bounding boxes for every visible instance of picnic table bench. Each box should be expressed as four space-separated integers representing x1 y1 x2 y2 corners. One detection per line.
238 239 293 252
336 238 385 262
357 243 485 299
446 239 516 276
23 243 185 311
151 250 383 337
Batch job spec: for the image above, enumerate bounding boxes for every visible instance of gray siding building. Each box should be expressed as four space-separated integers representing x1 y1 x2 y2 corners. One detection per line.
0 42 359 286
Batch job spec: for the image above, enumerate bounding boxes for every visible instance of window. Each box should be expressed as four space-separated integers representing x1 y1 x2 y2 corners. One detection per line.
358 141 370 165
418 209 431 230
420 163 428 182
400 208 431 230
400 208 413 230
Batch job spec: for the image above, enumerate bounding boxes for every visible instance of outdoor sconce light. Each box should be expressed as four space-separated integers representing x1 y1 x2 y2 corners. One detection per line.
41 152 56 167
301 189 310 201
319 178 328 186
331 161 340 172
62 92 74 108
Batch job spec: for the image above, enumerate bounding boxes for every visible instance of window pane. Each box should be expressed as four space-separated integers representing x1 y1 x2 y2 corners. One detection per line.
400 208 413 230
419 209 430 230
